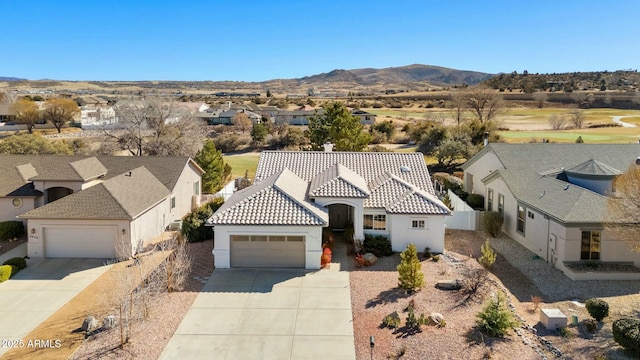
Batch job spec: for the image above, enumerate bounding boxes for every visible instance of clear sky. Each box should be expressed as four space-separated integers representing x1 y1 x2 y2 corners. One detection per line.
2 0 639 81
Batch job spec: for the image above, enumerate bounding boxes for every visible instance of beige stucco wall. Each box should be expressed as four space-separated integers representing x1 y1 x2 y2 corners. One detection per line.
463 151 502 195
0 197 35 224
212 225 323 269
171 161 203 221
130 197 171 252
389 214 446 253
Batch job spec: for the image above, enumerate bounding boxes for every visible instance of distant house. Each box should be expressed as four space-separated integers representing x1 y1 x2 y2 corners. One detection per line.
0 104 16 122
197 108 261 125
80 106 118 129
351 109 376 125
0 155 203 259
462 143 640 280
273 108 376 126
207 150 449 269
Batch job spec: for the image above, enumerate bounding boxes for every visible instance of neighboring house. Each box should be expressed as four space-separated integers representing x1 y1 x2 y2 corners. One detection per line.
0 155 203 259
462 143 640 280
274 108 377 126
80 106 118 129
207 149 450 269
0 104 16 122
197 108 261 125
351 109 376 125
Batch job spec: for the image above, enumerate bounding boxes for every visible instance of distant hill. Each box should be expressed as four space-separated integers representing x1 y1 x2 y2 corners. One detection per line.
292 64 493 86
483 70 640 92
0 76 26 82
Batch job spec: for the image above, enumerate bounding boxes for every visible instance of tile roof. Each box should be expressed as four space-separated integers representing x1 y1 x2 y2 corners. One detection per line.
308 163 370 198
207 168 328 226
366 173 450 214
20 166 170 219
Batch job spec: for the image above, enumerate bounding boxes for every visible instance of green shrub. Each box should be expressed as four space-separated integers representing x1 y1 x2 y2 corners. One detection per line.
482 211 504 238
363 234 393 257
479 240 496 268
582 318 598 333
181 198 224 243
0 265 11 282
382 311 401 329
476 292 518 337
9 265 19 278
405 306 427 330
397 244 425 292
585 298 609 322
466 194 485 209
613 318 640 356
431 254 441 262
3 257 27 270
0 221 25 241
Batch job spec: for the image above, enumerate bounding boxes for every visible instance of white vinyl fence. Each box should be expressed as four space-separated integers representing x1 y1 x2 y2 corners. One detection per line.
444 189 481 230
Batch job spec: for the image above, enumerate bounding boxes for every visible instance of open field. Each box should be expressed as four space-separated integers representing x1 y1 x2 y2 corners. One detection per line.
223 152 260 179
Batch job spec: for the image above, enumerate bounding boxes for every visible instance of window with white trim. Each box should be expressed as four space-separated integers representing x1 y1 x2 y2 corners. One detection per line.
517 204 526 235
412 220 425 229
364 214 386 230
497 194 504 216
193 181 200 195
487 189 493 211
581 230 601 260
170 196 176 209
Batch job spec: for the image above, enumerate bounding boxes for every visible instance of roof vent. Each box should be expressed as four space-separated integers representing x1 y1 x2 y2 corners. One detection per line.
323 142 334 152
400 166 411 173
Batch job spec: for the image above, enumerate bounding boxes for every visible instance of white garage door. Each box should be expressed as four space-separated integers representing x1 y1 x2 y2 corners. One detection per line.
44 226 117 258
230 235 305 268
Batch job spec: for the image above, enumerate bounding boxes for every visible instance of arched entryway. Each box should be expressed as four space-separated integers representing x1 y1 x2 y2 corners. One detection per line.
327 203 353 231
46 187 73 204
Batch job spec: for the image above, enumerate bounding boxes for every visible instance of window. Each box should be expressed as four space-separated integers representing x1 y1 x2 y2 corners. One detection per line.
412 220 425 229
193 181 200 195
287 236 304 242
170 196 176 209
517 204 526 235
528 211 535 219
497 194 504 216
581 230 601 260
487 189 494 211
364 214 386 230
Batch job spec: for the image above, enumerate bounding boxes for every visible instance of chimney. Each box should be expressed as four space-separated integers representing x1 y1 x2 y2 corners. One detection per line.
323 142 334 152
483 132 490 147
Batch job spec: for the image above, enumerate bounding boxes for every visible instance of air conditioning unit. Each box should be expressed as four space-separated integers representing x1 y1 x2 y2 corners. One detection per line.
168 220 182 231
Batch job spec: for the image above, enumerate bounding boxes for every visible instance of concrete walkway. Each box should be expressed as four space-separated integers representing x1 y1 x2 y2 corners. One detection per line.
0 258 111 357
160 242 355 360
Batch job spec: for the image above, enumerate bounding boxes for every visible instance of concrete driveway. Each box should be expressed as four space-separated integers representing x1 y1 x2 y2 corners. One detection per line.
0 258 111 357
160 267 355 360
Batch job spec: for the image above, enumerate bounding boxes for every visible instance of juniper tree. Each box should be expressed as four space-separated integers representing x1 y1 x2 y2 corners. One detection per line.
397 243 425 293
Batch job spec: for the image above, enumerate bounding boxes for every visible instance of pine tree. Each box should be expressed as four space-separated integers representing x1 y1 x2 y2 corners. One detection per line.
479 240 496 268
397 243 425 293
194 140 231 194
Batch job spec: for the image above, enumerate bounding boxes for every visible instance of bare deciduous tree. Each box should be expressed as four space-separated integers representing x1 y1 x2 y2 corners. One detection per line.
606 165 640 251
232 112 252 134
43 98 80 133
548 114 566 130
532 92 547 108
448 91 467 126
464 86 505 124
569 109 585 129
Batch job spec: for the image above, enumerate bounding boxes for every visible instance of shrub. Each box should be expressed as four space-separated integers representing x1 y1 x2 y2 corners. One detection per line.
466 194 485 209
475 292 517 337
478 240 496 269
405 306 428 331
423 247 432 260
2 257 27 270
558 327 573 338
431 254 441 262
363 234 393 257
0 221 25 241
482 211 504 238
397 244 425 293
583 318 598 333
585 298 609 322
181 198 224 243
613 318 640 356
9 265 19 278
0 265 11 283
382 311 401 329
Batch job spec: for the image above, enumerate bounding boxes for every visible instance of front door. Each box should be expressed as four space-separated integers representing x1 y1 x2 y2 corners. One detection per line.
328 204 350 230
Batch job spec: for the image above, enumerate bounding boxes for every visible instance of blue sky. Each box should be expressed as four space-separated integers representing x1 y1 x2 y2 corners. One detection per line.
3 0 639 81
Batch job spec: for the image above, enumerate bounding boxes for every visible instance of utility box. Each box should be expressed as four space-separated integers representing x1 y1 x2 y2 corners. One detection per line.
540 308 567 330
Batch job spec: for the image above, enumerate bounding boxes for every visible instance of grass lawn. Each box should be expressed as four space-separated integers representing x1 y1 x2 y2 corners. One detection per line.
223 153 260 179
498 127 640 143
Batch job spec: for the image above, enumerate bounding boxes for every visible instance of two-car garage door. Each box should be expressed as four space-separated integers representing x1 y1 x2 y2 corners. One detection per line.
230 235 305 268
44 226 117 258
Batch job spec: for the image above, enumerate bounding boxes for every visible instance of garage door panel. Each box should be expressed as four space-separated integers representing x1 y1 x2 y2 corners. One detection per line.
44 226 117 258
231 236 305 268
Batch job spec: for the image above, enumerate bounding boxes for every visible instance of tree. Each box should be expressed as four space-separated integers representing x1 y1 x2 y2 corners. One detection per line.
307 101 370 151
12 99 42 134
606 165 640 250
464 86 505 124
479 240 497 269
414 121 447 155
106 97 205 156
476 292 518 337
548 114 565 130
569 109 585 129
532 92 547 108
0 134 73 155
194 140 231 194
397 243 425 293
233 112 252 133
250 122 269 148
433 137 472 167
43 98 79 133
371 120 396 142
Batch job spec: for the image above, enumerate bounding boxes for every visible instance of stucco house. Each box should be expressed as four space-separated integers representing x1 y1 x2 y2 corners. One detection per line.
207 150 450 269
0 155 203 259
462 143 640 280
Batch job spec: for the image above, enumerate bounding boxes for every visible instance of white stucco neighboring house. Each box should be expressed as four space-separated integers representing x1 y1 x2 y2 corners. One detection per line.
462 143 640 280
0 155 203 259
207 150 450 269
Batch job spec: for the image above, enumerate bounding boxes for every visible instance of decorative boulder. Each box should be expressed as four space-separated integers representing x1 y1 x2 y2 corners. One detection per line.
102 315 118 330
363 253 378 266
82 316 100 332
429 312 445 326
435 279 462 290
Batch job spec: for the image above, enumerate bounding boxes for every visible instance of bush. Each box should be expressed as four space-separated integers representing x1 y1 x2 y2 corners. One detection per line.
466 194 485 209
0 221 25 241
2 257 27 270
397 244 425 293
478 240 496 268
181 198 224 243
585 298 609 322
9 265 19 278
482 211 504 238
613 318 640 356
0 265 11 283
363 234 393 257
382 311 401 329
582 318 598 333
476 292 517 337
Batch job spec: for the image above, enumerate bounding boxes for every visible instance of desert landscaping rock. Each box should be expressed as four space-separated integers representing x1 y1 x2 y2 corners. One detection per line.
102 315 117 330
82 316 99 333
435 279 462 290
363 253 378 266
429 312 444 326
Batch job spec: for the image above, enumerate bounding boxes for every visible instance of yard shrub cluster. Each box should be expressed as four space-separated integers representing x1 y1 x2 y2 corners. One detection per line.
181 198 224 243
0 265 12 282
482 211 504 238
475 292 518 337
3 257 27 271
478 240 496 268
585 298 609 322
466 194 485 209
363 234 393 257
613 318 640 356
0 221 25 241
